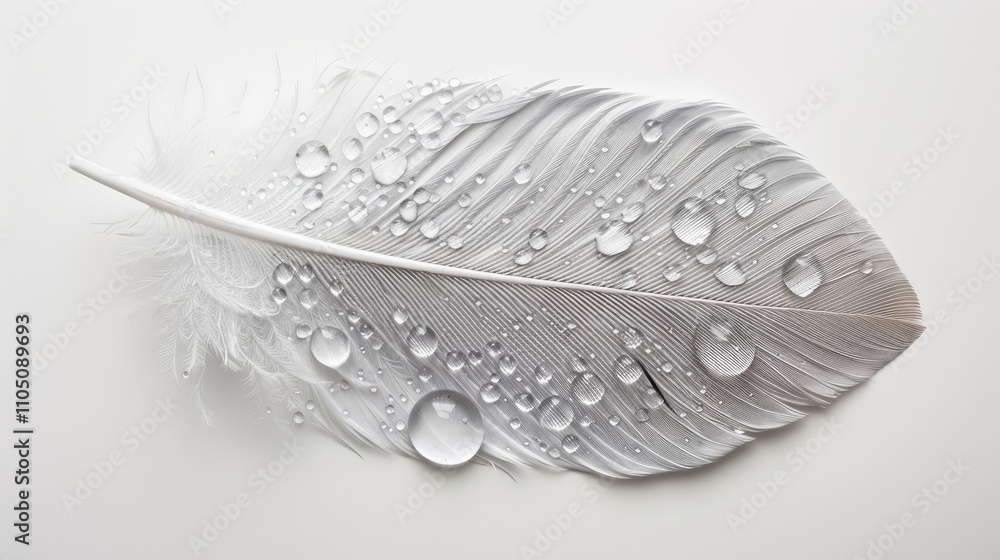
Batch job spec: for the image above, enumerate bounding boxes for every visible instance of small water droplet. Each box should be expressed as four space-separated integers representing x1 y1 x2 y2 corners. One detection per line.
714 260 747 286
513 163 533 185
694 316 755 377
302 189 324 210
271 287 287 303
274 263 294 285
419 219 441 239
614 355 643 384
446 351 466 370
528 228 548 250
406 325 439 358
342 137 363 160
663 265 682 282
370 146 407 185
356 112 380 137
348 202 369 224
671 198 715 245
310 327 351 369
513 248 535 265
514 393 537 412
571 373 606 405
299 289 318 309
641 119 664 143
595 220 633 256
620 202 645 224
534 364 553 384
561 435 580 453
382 106 398 123
292 411 305 424
479 382 501 403
641 387 664 408
696 247 718 265
735 191 756 218
408 390 484 466
538 396 574 431
738 171 767 190
860 260 874 275
294 141 330 178
783 252 823 297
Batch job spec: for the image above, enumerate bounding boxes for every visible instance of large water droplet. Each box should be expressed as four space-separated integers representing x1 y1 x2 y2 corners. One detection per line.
694 316 755 376
406 324 439 358
513 163 533 185
714 260 747 286
413 109 444 134
614 355 643 384
595 220 633 256
571 373 606 405
370 147 407 185
538 396 574 431
671 198 715 246
783 252 823 297
356 112 380 137
310 327 351 369
641 119 664 143
342 137 363 160
294 141 331 178
408 390 484 466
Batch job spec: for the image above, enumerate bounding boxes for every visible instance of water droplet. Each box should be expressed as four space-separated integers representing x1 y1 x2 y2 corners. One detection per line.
738 171 767 190
671 198 715 245
714 260 747 286
303 189 324 210
305 400 315 410
298 264 316 282
859 260 874 275
475 173 486 184
514 393 537 412
571 373 606 405
514 248 535 265
695 247 718 265
694 316 755 376
458 193 473 208
538 396 574 431
395 420 406 431
299 289 318 309
509 418 522 429
382 106 398 123
292 411 305 424
595 220 633 256
408 390 484 466
447 235 464 249
356 112 380 137
406 325 439 358
271 287 287 303
620 202 645 224
370 146 407 185
342 137 363 160
608 415 620 426
616 269 638 289
534 364 553 384
398 199 418 222
645 174 667 191
561 435 580 453
479 382 501 403
635 408 650 422
310 327 351 369
393 308 409 324
641 119 664 142
274 263 294 285
294 141 330 178
735 192 756 218
641 387 664 408
783 252 823 297
413 109 444 134
419 219 441 239
614 355 643 384
663 265 682 282
446 351 466 370
513 163 533 185
528 229 548 250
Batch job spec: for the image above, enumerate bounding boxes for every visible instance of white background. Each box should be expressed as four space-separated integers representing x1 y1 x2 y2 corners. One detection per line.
2 0 998 558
